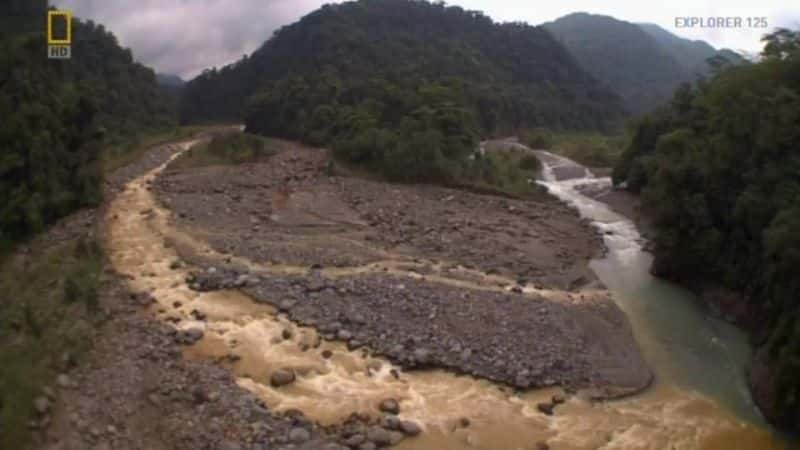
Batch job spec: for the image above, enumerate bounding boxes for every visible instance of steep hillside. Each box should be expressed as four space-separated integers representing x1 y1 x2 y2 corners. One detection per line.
180 0 624 133
638 23 746 75
0 1 176 244
544 13 692 113
157 73 185 100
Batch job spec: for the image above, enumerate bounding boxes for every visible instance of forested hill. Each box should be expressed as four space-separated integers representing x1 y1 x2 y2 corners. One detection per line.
612 28 800 431
0 1 175 245
637 23 746 75
179 0 625 133
544 13 744 113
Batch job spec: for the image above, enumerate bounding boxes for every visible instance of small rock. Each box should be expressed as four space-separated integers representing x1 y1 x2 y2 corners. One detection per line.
270 369 296 387
389 431 405 445
192 387 210 404
42 386 55 399
381 415 402 430
344 434 366 447
56 374 71 388
33 396 49 415
358 443 376 450
217 441 242 450
321 349 333 359
178 327 204 345
413 348 431 364
378 398 400 415
399 420 422 436
536 402 554 416
337 329 353 341
366 427 392 446
288 427 310 443
535 442 550 450
279 299 296 311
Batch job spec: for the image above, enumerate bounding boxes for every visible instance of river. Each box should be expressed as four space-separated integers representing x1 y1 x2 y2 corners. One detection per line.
107 139 784 450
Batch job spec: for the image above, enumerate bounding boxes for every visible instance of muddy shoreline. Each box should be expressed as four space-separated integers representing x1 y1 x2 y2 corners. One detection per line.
36 136 397 450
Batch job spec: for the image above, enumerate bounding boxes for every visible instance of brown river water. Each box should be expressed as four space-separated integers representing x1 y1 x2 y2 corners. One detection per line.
106 140 785 450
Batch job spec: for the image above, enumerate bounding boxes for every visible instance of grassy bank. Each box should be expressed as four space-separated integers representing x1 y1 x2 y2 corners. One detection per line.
521 128 627 168
102 125 218 173
0 235 104 448
168 133 282 170
329 144 547 201
461 147 545 198
0 125 223 448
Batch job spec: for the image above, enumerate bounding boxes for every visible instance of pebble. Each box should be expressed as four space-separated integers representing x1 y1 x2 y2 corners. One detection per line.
366 427 392 446
537 402 555 416
57 373 72 388
345 434 366 447
378 398 400 415
33 396 50 415
288 427 311 443
270 368 296 387
400 420 422 436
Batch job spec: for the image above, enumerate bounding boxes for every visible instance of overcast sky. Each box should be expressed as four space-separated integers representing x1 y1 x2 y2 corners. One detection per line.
55 0 799 80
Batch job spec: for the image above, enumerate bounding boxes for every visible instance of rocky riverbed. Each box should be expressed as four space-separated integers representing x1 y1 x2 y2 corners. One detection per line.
154 143 653 399
155 146 602 290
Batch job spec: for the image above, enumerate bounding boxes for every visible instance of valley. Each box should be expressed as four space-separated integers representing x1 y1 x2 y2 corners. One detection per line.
71 133 781 450
3 1 799 449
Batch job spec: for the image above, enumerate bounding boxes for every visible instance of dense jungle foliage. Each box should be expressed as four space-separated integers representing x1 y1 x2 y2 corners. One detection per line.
180 0 625 182
0 1 176 247
613 28 800 430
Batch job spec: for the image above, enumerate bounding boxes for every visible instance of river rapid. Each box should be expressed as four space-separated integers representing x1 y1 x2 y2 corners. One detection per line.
106 139 784 450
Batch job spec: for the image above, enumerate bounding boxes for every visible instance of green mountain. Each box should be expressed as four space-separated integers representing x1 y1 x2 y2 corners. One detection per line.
0 1 176 243
613 28 800 432
544 13 744 113
180 0 625 133
637 22 746 76
180 0 626 183
543 13 692 113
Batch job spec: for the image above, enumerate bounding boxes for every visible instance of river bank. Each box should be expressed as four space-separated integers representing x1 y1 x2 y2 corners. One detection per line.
559 154 792 434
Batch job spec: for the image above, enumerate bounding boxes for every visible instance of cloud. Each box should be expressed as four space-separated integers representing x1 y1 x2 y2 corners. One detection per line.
55 0 334 79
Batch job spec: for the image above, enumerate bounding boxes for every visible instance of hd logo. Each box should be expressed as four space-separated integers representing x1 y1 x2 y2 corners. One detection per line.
47 10 72 59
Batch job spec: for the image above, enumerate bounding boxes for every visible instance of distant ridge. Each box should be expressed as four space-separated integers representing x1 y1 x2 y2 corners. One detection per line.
544 13 745 113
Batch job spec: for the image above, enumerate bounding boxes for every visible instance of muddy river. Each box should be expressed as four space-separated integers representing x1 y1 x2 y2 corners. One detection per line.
106 140 784 450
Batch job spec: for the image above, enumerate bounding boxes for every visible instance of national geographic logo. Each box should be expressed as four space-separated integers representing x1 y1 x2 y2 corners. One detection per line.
47 10 72 59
